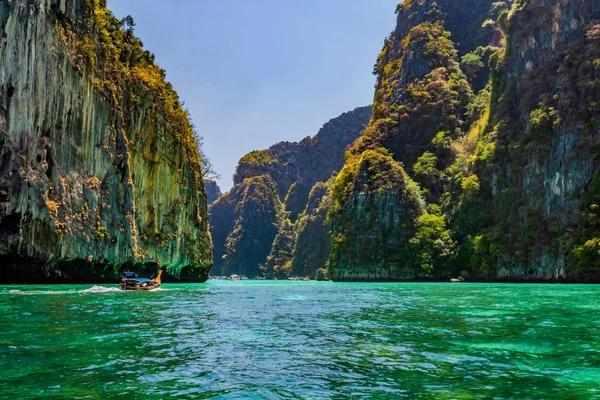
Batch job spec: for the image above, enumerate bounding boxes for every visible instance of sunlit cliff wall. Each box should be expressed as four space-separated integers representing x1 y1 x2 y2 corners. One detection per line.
0 0 212 282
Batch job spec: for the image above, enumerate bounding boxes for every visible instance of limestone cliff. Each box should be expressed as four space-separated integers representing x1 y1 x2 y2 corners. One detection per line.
207 185 237 275
330 149 426 281
263 179 335 279
262 218 296 278
329 0 499 281
210 107 371 277
330 0 600 282
216 175 283 278
0 0 212 282
204 179 222 205
234 106 372 208
290 181 334 278
472 0 600 281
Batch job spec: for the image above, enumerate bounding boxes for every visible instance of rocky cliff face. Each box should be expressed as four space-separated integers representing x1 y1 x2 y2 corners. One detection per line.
210 107 371 277
290 181 333 278
234 106 372 206
330 0 600 282
209 0 599 282
0 0 212 282
330 0 499 281
204 180 222 205
262 218 296 277
207 185 237 275
213 175 283 277
330 149 427 281
262 179 336 279
474 0 600 280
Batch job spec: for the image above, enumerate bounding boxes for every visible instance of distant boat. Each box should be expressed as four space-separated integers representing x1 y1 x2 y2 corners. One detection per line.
285 276 310 281
119 270 162 291
289 276 310 281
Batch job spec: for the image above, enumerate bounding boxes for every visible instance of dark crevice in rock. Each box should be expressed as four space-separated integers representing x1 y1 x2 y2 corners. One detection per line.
6 84 14 99
0 187 9 202
0 211 21 234
45 149 54 180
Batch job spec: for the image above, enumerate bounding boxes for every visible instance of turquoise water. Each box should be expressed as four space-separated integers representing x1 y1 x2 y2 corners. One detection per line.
0 281 599 399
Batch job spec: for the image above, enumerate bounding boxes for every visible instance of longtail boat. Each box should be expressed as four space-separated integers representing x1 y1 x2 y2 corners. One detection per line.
119 270 163 291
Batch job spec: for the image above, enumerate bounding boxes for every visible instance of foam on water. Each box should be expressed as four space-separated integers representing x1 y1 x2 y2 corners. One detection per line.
4 285 171 295
80 285 122 294
7 285 122 295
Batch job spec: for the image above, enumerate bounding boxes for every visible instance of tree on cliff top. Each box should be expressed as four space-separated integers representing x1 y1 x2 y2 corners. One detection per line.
193 131 220 180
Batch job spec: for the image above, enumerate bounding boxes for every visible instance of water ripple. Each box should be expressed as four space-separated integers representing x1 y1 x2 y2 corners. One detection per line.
0 281 599 398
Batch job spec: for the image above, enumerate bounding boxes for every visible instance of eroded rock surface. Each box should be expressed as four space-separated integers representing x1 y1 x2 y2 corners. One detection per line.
0 0 212 282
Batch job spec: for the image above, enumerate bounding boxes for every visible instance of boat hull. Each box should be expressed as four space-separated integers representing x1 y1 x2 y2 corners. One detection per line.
120 283 160 291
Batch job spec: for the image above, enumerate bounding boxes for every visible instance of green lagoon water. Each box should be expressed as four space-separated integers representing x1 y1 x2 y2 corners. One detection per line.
0 281 599 399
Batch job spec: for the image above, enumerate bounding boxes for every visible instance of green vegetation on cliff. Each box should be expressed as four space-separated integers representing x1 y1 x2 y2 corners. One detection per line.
220 176 283 278
262 219 297 278
210 0 599 283
467 1 600 280
209 107 371 278
0 0 212 282
329 148 427 281
56 0 203 169
329 0 600 282
291 181 334 278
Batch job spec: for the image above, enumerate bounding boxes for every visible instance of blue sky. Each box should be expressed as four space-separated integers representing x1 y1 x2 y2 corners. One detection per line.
108 0 399 191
